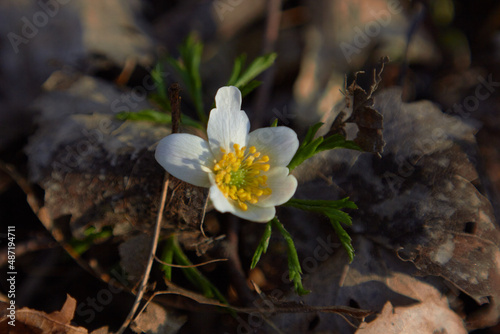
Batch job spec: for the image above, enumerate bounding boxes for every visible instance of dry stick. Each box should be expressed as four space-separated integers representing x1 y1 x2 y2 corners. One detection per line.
154 255 227 268
169 83 181 134
116 176 169 334
117 83 182 334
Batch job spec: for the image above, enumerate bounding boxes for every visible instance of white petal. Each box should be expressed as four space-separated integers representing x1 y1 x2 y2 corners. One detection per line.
209 182 276 223
155 134 213 187
256 167 297 207
248 127 299 167
208 182 235 213
234 204 276 223
215 85 242 112
207 86 250 160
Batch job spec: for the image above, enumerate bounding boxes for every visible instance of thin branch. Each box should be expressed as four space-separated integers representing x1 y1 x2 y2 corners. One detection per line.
117 82 184 333
144 280 373 319
116 175 169 334
169 83 181 134
154 255 227 268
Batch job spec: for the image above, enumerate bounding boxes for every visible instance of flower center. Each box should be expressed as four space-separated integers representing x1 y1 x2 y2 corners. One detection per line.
213 144 272 211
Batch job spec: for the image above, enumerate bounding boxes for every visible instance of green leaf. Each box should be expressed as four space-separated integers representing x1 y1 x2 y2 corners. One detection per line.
303 122 324 146
270 118 279 127
287 123 362 171
116 109 203 129
151 62 169 106
328 218 355 262
271 218 310 295
250 221 273 269
167 34 207 124
160 236 175 280
69 226 113 255
225 53 276 97
239 80 262 97
285 198 358 211
227 54 246 86
232 53 277 89
284 198 357 262
287 137 324 171
116 109 170 123
317 134 362 152
287 122 324 171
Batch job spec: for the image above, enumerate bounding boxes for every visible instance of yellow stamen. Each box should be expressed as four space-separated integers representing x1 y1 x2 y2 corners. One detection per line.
213 143 272 211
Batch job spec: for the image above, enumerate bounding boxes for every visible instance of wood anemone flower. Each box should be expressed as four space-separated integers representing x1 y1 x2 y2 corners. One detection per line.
155 86 299 222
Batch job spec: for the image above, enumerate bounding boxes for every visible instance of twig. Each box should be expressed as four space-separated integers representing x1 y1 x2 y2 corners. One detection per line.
145 280 373 319
169 83 181 134
154 255 227 268
116 175 169 334
117 82 182 333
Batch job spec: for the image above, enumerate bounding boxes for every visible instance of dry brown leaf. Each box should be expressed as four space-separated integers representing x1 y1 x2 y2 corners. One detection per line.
323 58 388 155
21 71 212 283
355 300 466 334
0 294 88 334
343 58 388 154
131 302 187 334
270 236 467 333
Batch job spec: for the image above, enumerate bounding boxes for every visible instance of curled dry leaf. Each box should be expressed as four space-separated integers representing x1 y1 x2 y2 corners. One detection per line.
328 57 388 155
0 294 88 334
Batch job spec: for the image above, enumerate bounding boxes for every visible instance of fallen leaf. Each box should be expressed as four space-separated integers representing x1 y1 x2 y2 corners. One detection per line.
0 294 88 334
21 71 212 281
131 302 187 334
271 236 467 333
355 300 466 334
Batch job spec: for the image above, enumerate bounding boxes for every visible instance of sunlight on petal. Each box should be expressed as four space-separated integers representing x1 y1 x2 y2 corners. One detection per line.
155 133 213 187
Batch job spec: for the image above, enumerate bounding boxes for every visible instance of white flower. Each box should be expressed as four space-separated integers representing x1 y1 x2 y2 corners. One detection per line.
155 86 299 222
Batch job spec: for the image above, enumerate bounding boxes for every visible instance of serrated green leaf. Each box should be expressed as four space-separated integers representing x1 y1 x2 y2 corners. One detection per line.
317 133 362 152
325 209 353 226
287 137 324 171
271 218 310 295
283 198 356 262
287 122 363 171
328 219 355 262
250 221 273 269
303 122 324 146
